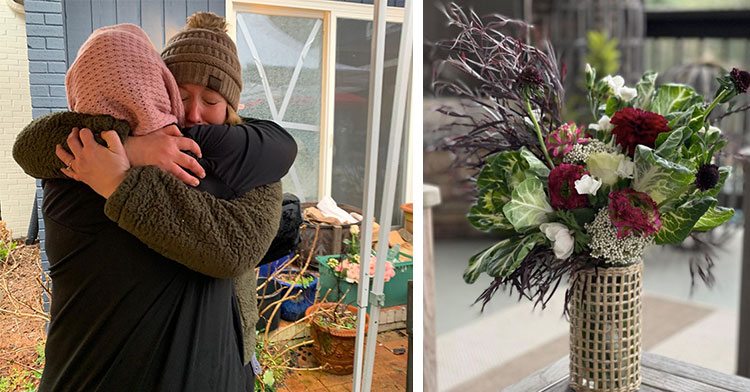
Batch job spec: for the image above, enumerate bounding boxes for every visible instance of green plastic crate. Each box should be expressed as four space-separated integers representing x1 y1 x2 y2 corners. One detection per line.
315 255 413 312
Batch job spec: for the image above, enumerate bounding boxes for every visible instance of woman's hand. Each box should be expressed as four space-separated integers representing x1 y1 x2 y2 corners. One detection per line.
124 125 205 187
55 128 130 199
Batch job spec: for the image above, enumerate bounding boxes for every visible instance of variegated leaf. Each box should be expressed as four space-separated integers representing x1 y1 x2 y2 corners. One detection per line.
463 233 544 283
502 177 553 232
650 84 701 115
693 206 734 232
655 196 715 245
633 145 695 204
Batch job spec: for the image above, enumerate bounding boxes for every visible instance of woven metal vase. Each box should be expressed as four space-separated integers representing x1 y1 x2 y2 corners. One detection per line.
569 261 643 392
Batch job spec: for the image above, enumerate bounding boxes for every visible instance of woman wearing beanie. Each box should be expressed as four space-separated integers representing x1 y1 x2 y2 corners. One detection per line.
13 20 296 392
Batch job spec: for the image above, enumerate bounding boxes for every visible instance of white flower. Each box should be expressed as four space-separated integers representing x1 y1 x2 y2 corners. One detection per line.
585 63 592 75
616 157 635 179
589 115 613 132
603 75 638 101
540 223 575 259
619 86 638 101
574 174 602 195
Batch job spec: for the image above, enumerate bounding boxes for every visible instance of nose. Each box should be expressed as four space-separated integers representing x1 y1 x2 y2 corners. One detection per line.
185 100 203 126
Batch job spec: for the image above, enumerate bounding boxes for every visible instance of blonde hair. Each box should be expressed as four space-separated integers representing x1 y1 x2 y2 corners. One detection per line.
226 105 243 125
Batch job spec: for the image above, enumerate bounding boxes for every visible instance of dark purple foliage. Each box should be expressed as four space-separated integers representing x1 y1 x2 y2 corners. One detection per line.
429 3 564 168
473 247 598 315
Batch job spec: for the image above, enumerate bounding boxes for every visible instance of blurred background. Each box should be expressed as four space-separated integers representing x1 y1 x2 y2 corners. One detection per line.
423 0 750 390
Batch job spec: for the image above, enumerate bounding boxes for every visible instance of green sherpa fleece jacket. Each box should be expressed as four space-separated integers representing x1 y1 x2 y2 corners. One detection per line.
13 111 281 363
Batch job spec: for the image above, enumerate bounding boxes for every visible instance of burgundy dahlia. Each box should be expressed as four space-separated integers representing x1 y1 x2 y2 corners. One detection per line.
610 107 671 157
548 163 589 210
730 67 750 94
608 188 662 238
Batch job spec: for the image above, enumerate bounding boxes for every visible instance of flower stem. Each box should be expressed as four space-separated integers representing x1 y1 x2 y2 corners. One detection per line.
703 89 730 124
525 95 555 168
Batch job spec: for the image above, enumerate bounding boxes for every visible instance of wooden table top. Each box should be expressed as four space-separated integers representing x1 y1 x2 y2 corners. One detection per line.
504 353 750 392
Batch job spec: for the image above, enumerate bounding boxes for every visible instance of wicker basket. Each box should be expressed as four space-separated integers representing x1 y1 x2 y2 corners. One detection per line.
569 261 643 392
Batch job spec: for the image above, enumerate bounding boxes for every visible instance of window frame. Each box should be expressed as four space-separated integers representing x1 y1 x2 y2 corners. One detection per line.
227 0 409 202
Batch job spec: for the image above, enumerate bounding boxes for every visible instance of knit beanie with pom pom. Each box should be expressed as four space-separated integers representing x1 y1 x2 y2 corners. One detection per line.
161 12 242 110
65 24 184 135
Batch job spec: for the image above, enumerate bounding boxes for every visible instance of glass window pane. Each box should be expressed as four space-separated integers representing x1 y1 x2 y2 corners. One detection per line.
331 19 407 224
236 13 323 202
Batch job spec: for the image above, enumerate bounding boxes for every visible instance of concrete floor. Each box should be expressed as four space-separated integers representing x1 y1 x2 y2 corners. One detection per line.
434 226 744 391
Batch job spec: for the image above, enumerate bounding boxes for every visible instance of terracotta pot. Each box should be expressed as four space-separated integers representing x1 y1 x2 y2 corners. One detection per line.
401 203 413 234
305 302 369 375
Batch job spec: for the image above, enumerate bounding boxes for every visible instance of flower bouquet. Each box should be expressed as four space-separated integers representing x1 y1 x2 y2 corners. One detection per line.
432 4 749 391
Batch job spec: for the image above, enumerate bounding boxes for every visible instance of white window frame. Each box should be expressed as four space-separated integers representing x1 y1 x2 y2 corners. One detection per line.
227 0 410 202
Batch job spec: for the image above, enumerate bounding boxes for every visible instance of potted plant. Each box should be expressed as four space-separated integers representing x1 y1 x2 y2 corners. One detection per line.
272 268 318 321
305 301 370 375
316 226 409 309
432 4 748 391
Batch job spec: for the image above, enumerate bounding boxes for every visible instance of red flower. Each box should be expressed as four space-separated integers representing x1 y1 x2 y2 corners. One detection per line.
610 107 670 157
548 163 589 210
608 188 661 238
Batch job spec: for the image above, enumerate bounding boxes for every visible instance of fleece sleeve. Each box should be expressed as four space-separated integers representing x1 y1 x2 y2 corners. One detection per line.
104 165 283 278
12 111 130 179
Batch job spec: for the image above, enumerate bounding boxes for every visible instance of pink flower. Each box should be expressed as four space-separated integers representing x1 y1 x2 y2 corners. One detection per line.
608 188 662 238
345 262 360 283
546 122 585 158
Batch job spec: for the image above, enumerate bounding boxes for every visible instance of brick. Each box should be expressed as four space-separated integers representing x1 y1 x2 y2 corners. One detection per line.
27 49 65 61
28 61 47 73
30 85 49 96
46 37 64 49
34 97 67 107
32 108 50 118
25 13 44 25
44 14 62 25
25 25 64 38
27 37 46 49
49 86 65 97
24 1 62 13
48 62 66 73
29 73 65 85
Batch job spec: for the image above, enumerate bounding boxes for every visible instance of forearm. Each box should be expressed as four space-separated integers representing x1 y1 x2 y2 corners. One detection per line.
104 166 283 278
13 112 129 179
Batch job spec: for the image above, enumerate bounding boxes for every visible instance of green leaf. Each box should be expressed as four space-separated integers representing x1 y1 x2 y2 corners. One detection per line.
502 177 553 232
520 146 550 178
633 71 657 110
693 206 735 232
463 233 544 283
654 127 684 159
655 196 715 245
467 187 514 233
650 84 701 115
604 96 620 117
633 145 695 204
